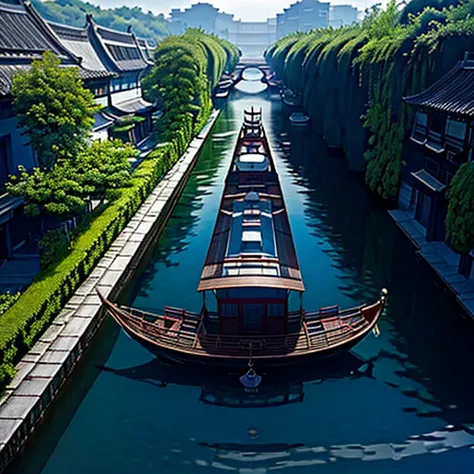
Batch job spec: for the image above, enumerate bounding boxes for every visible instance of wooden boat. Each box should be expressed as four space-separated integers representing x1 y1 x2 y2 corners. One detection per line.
280 88 302 109
215 89 230 99
99 107 387 369
290 112 311 127
214 75 235 99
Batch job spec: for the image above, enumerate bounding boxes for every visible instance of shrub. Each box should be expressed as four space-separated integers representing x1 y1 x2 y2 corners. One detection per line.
446 162 474 255
0 145 174 388
0 292 21 318
39 228 71 270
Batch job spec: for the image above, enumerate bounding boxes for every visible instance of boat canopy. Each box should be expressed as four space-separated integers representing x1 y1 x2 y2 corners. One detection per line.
198 111 304 293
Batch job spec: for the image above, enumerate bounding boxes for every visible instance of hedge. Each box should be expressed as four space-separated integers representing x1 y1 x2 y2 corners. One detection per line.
0 29 238 390
0 143 178 388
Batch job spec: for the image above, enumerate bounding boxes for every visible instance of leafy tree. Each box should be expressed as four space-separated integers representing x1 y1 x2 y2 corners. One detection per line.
400 0 461 24
446 163 474 255
7 164 88 218
74 139 135 202
12 51 98 169
7 140 135 219
32 0 169 42
143 29 239 143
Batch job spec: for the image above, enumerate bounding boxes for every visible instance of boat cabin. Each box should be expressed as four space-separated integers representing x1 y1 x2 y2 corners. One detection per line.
199 108 304 335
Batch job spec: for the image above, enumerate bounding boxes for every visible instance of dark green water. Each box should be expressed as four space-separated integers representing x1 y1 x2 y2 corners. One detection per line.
8 76 474 473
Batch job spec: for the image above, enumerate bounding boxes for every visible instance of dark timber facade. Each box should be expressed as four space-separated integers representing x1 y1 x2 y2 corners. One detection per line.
403 53 474 246
0 0 155 264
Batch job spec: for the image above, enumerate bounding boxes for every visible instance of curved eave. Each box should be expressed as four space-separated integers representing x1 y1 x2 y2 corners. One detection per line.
197 276 305 292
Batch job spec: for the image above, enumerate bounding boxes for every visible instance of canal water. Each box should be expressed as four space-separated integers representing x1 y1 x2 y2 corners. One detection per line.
8 70 474 473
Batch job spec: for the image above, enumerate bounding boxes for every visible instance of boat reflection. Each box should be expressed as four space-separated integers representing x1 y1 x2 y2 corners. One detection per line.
99 352 374 409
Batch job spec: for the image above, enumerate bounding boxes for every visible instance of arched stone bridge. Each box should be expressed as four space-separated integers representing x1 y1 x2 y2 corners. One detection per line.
234 57 272 83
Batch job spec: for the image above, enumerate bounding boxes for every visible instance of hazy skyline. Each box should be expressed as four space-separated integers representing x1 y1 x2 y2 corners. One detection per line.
89 0 385 21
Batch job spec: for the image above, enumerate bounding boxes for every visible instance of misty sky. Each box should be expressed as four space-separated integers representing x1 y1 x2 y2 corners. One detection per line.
89 0 385 21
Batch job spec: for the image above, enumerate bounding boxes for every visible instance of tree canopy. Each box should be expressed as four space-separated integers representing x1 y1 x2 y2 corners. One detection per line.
32 0 169 43
12 51 98 170
7 140 135 219
446 163 474 255
266 0 474 201
143 29 239 149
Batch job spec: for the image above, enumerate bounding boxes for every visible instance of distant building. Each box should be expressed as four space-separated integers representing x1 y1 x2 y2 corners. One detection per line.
329 5 359 28
276 0 330 39
170 3 235 37
233 21 276 57
169 2 276 57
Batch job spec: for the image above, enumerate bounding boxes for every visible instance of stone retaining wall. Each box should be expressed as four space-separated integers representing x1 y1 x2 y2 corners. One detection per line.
0 110 221 472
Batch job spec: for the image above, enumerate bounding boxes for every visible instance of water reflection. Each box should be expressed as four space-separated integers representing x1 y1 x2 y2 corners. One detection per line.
99 352 373 408
196 426 474 470
236 68 267 94
7 75 474 474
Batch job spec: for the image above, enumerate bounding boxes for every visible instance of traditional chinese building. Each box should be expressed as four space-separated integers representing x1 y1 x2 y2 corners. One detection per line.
276 0 330 40
50 16 155 143
329 5 359 28
0 0 155 261
403 53 474 246
0 0 112 259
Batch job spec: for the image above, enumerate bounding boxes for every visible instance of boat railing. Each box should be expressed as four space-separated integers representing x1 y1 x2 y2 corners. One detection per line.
123 305 200 321
119 306 369 356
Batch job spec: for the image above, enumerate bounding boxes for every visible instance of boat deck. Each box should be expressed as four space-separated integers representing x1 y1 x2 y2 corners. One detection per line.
198 115 304 293
108 302 379 360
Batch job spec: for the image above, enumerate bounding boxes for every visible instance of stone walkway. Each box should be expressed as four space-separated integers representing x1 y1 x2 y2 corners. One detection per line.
0 110 221 472
389 184 474 319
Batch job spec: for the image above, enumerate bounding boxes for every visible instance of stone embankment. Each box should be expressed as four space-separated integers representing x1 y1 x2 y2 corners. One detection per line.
0 110 221 472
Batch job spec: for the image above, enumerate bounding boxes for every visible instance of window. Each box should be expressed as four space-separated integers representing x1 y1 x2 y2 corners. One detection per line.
111 78 122 92
107 45 140 62
267 303 285 318
445 118 466 152
427 114 446 152
411 111 428 144
429 115 445 135
221 303 238 318
0 136 12 187
89 81 108 97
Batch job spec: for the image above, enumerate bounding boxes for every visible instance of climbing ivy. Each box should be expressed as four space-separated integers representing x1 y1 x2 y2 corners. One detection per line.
265 0 474 201
446 163 474 255
143 29 239 143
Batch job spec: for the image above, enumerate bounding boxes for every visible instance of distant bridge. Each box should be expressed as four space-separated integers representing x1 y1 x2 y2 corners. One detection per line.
234 57 272 82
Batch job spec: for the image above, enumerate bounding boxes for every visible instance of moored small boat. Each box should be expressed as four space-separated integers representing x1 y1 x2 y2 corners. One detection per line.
290 112 310 127
215 89 230 99
280 88 302 108
99 107 387 369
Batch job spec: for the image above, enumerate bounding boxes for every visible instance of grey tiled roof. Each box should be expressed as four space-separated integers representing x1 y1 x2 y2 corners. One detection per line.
0 1 70 59
404 60 474 118
49 22 116 79
95 24 150 72
0 63 111 97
